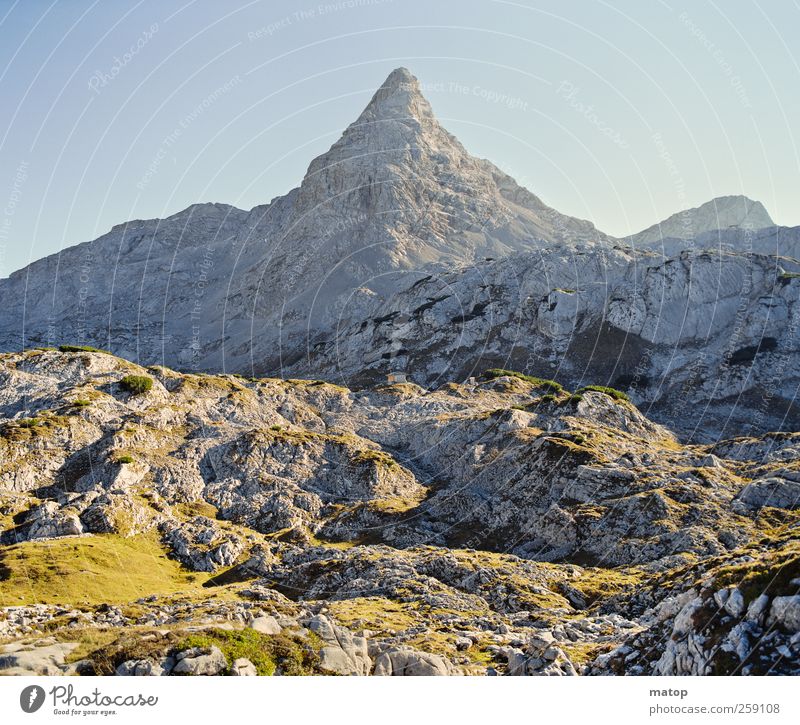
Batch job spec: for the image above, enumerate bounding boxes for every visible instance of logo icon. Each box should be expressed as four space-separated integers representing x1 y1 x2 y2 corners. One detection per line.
20 685 45 714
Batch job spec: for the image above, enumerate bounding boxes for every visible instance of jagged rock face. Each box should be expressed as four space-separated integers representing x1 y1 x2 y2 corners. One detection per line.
286 246 800 439
289 67 605 266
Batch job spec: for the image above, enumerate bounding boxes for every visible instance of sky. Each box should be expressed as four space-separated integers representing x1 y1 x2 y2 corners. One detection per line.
0 0 797 277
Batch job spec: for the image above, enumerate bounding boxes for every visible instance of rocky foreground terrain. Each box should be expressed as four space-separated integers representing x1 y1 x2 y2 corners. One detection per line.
1 348 798 675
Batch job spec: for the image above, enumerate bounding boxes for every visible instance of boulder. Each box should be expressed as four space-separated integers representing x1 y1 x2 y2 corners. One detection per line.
172 646 227 676
768 596 800 632
250 615 281 635
0 641 79 675
372 647 454 676
230 657 258 676
307 615 371 675
115 657 172 676
25 502 84 540
735 478 800 510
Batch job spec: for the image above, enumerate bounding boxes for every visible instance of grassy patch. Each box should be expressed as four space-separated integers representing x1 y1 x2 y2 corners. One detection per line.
59 344 111 354
562 640 614 667
18 418 43 429
1 414 71 441
571 566 646 606
176 500 219 520
577 385 630 402
78 629 179 675
176 628 322 676
484 368 563 392
327 596 418 635
367 492 426 515
711 543 800 606
0 533 206 606
352 448 400 469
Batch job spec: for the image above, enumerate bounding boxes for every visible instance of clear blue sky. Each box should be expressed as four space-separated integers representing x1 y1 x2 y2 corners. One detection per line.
0 0 797 276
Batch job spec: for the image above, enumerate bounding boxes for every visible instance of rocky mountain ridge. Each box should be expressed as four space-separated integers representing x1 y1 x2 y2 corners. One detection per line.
0 68 794 439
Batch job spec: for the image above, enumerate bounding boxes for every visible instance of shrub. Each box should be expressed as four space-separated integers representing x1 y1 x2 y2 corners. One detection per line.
119 375 153 395
115 454 134 464
560 394 584 406
484 368 563 392
577 385 629 402
175 629 321 676
72 399 91 408
59 344 110 354
18 418 43 428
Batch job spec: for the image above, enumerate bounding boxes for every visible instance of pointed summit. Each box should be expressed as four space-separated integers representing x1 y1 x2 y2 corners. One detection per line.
355 67 436 125
292 66 471 223
283 66 606 295
383 66 416 88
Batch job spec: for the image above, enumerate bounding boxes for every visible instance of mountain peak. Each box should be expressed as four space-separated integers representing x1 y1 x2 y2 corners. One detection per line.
383 66 416 89
287 66 607 276
355 66 435 125
629 194 775 246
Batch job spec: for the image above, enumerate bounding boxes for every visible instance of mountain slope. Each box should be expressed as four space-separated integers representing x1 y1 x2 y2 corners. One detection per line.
0 349 798 676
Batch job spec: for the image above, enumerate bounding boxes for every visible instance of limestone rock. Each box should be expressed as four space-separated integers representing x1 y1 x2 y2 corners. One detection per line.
249 616 281 635
230 658 258 676
307 615 371 676
172 646 227 676
0 641 79 675
768 596 800 632
372 647 454 676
